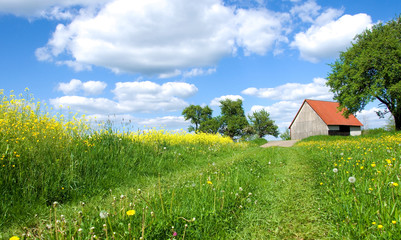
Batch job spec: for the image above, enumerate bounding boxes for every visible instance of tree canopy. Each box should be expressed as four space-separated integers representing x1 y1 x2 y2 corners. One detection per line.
248 109 279 138
326 15 401 130
182 105 213 132
219 99 249 139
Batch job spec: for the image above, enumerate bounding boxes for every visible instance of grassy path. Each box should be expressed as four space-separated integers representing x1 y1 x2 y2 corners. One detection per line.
231 146 334 239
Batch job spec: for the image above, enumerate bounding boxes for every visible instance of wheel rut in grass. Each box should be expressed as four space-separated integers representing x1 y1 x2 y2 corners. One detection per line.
233 147 331 239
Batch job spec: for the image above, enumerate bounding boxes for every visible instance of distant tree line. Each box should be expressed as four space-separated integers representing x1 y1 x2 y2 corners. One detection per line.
182 99 279 139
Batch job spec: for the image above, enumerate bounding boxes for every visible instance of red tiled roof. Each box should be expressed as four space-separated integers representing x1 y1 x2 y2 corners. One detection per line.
289 99 363 128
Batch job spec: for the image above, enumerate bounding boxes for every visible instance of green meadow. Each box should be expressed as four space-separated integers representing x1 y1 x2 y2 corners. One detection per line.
1 92 401 239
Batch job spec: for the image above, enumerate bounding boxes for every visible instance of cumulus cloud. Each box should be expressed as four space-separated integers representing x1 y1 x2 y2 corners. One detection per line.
291 13 372 62
357 107 388 129
85 114 189 130
249 100 302 129
36 0 290 75
290 0 321 23
57 79 107 95
210 95 244 106
235 8 290 55
182 68 217 78
242 77 333 101
51 81 197 114
137 116 190 129
0 0 111 17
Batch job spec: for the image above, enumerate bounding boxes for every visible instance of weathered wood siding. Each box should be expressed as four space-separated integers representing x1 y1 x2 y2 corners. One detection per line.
290 102 328 140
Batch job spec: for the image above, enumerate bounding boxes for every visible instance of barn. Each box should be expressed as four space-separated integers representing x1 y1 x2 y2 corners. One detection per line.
289 99 363 140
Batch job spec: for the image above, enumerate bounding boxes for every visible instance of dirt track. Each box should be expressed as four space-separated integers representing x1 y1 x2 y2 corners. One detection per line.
260 140 299 148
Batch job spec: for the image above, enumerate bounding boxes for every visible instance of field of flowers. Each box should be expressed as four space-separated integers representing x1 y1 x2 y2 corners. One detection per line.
0 90 265 239
299 133 401 239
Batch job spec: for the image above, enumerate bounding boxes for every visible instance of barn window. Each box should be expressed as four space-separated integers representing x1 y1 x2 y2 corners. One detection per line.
329 125 350 136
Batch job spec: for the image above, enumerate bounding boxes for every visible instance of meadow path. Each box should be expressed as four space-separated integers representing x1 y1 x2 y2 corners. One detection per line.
232 146 332 239
261 140 299 148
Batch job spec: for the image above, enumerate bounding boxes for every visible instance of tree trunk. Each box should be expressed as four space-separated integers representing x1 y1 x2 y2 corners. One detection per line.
395 113 401 131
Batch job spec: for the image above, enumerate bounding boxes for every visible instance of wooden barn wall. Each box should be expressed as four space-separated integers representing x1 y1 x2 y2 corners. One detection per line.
290 103 328 140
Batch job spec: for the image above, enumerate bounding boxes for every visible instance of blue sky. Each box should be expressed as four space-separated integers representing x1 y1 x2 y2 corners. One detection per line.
0 0 399 135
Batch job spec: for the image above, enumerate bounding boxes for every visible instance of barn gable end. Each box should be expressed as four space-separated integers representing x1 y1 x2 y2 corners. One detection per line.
289 99 363 140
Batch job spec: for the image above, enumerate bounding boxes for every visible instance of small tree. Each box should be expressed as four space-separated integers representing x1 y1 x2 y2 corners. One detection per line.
199 116 222 134
248 109 279 138
280 129 291 140
182 105 213 132
219 99 249 139
327 15 401 130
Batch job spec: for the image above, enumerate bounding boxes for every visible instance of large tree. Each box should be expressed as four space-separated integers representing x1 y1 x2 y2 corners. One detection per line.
219 99 249 138
248 109 279 138
182 105 213 132
327 16 401 130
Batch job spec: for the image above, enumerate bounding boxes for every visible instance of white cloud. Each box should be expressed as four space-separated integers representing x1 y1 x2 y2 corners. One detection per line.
57 79 107 95
250 100 302 129
50 96 117 114
82 81 108 95
51 81 197 114
158 70 182 79
137 116 189 129
210 95 244 106
85 114 189 130
0 0 110 17
291 13 372 62
235 8 290 56
36 0 290 75
242 77 333 101
182 68 217 78
290 0 321 23
357 107 387 129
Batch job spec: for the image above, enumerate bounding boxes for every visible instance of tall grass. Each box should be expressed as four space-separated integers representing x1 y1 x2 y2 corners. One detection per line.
299 133 401 238
1 90 264 239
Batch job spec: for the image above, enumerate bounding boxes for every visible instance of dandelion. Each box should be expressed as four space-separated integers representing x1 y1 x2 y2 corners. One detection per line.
320 182 323 185
371 163 376 167
207 180 212 185
348 176 356 183
369 188 373 191
378 225 383 229
99 210 108 219
9 236 20 240
372 222 376 225
126 210 136 216
392 182 399 187
333 168 338 173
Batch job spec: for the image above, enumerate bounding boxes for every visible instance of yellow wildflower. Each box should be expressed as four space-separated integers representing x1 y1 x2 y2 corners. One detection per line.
207 181 212 185
126 210 136 216
392 221 397 224
9 237 20 240
371 163 376 167
378 225 383 229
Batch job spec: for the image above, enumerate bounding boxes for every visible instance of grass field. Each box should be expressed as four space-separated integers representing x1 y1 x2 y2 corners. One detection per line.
1 91 401 239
